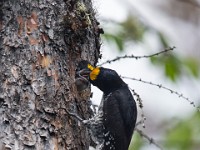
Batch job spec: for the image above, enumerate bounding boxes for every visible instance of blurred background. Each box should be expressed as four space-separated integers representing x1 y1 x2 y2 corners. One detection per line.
92 0 200 150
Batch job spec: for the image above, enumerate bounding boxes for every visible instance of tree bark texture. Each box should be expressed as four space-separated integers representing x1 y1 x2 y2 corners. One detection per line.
0 0 101 149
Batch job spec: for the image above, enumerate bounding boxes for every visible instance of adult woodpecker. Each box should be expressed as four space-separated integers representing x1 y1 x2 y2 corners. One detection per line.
75 60 137 150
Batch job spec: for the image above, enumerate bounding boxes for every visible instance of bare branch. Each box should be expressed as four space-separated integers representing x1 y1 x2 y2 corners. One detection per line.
131 89 146 128
98 47 175 66
135 127 163 150
122 76 200 112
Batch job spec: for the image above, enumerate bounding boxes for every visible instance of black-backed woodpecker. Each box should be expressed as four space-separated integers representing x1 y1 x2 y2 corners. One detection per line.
76 60 137 150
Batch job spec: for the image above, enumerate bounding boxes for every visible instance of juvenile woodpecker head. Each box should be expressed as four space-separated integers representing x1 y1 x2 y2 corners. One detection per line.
75 60 98 91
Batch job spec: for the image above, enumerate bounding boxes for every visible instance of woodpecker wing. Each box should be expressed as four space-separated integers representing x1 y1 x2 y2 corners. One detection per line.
103 86 137 150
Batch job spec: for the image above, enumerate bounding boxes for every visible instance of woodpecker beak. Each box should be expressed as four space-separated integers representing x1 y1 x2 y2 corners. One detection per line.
75 68 91 92
76 68 91 80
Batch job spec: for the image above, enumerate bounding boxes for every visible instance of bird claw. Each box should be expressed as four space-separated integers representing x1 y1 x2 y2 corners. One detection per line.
66 110 84 122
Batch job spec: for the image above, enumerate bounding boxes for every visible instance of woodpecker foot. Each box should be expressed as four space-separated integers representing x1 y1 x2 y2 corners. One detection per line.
66 109 84 122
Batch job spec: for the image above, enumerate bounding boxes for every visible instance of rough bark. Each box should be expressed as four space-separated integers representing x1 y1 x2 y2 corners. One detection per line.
0 0 101 149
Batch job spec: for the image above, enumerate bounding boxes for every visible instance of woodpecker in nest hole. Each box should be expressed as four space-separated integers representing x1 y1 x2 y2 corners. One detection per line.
75 60 137 150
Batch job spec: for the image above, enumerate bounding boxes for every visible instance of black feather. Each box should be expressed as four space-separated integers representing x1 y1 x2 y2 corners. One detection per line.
91 68 137 150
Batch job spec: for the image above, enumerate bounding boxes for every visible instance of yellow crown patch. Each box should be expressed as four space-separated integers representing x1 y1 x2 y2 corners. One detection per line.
90 67 100 80
87 64 94 71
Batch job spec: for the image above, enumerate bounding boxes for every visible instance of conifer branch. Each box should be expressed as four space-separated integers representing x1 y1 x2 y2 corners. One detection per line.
135 127 163 150
131 89 146 128
122 76 200 111
99 47 175 66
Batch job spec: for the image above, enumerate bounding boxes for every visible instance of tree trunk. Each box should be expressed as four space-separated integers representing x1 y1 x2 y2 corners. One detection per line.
0 0 101 149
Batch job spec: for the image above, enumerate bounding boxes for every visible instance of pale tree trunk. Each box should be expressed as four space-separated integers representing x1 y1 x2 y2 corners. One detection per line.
0 0 101 149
